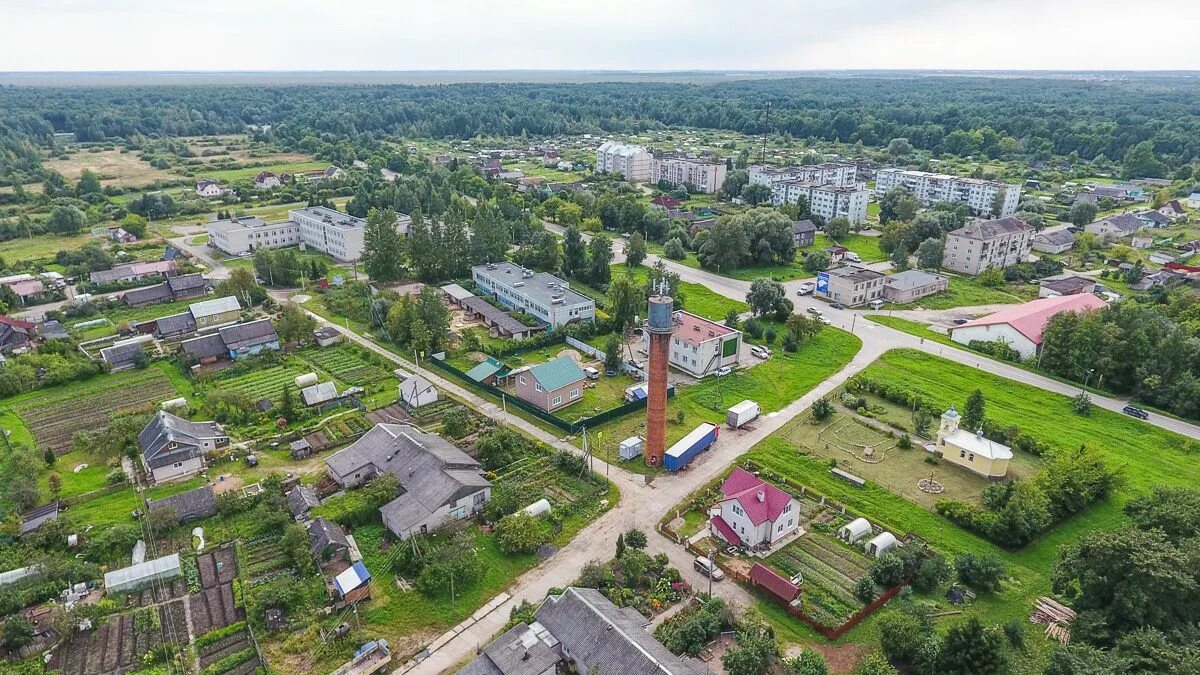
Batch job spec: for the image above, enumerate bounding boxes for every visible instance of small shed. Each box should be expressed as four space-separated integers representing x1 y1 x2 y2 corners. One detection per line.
301 381 339 407
399 374 439 409
866 532 899 558
104 553 181 594
313 326 342 347
20 501 60 536
838 517 872 544
618 436 644 461
287 485 320 520
749 563 799 603
290 438 313 459
333 560 371 601
147 485 217 523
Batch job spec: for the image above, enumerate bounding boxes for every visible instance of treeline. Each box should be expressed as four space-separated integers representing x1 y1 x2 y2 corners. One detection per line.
1039 292 1200 420
8 75 1200 184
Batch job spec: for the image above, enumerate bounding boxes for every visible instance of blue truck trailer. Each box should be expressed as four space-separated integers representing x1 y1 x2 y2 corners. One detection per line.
664 423 719 472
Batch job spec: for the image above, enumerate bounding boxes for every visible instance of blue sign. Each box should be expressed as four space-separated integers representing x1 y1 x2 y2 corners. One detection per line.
816 272 830 294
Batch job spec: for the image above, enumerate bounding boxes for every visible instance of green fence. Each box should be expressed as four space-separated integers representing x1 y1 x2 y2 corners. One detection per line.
429 356 671 433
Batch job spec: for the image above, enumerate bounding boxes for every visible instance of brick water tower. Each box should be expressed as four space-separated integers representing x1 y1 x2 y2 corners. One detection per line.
645 288 676 467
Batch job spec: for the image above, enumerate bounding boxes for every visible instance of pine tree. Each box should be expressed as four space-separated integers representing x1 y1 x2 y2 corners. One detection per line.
963 389 986 431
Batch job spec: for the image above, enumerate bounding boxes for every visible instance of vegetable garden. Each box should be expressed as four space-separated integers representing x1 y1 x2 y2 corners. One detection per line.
215 364 309 403
298 345 388 387
767 532 875 627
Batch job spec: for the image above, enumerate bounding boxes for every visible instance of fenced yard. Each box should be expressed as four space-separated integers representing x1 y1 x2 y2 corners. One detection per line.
297 345 389 387
767 531 875 628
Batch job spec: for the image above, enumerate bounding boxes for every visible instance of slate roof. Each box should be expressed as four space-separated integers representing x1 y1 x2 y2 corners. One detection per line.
20 501 60 535
1089 213 1143 236
400 374 437 406
181 333 227 359
534 588 707 675
91 261 177 285
100 340 148 368
1138 210 1171 226
167 273 206 293
301 381 339 406
313 326 341 341
529 356 586 392
439 283 475 302
286 485 320 519
720 467 794 526
1033 229 1075 246
792 219 818 235
883 269 947 291
147 485 217 522
461 296 539 335
827 265 885 284
1040 276 1096 295
307 517 349 559
461 622 561 675
949 217 1030 240
122 283 173 306
139 411 225 469
189 295 241 320
326 424 490 536
218 319 278 352
157 312 198 337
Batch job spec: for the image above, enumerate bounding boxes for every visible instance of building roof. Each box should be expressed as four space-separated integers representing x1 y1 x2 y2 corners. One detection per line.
954 293 1107 345
302 381 339 406
1138 210 1171 226
123 283 173 306
461 621 561 675
104 553 180 591
473 262 593 311
8 279 44 297
400 374 437 404
719 467 793 526
535 588 707 675
529 356 586 392
181 333 227 359
190 295 241 320
439 283 475 302
290 206 366 231
100 340 148 367
326 424 490 536
333 560 370 597
828 265 885 284
1040 276 1096 295
0 315 35 332
792 219 818 235
167 273 206 293
90 261 177 284
1089 213 1143 235
1033 229 1075 246
147 485 217 522
670 310 738 348
709 515 742 547
287 485 320 518
218 318 278 352
949 217 1030 240
464 359 504 382
749 563 800 603
313 326 341 341
461 296 540 335
20 501 60 535
883 269 947 291
307 517 349 559
944 426 1013 460
139 411 225 469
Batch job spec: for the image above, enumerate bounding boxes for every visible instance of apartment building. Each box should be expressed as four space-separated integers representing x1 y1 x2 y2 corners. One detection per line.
650 153 727 194
472 262 595 330
815 266 885 306
288 206 413 262
206 216 301 256
640 310 742 377
595 141 652 181
942 217 1034 276
772 181 869 224
874 168 1021 217
748 162 859 189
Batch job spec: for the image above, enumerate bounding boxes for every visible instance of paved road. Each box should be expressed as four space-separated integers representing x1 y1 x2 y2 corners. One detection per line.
169 235 233 280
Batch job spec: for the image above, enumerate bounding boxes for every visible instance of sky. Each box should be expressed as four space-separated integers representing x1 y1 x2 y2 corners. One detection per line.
3 0 1200 72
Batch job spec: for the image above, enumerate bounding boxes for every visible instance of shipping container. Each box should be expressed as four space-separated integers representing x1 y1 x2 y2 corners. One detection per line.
726 400 761 428
618 436 644 461
664 423 718 472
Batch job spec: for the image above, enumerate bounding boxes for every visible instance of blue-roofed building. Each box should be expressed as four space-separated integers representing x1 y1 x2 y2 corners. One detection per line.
332 560 371 603
464 357 506 385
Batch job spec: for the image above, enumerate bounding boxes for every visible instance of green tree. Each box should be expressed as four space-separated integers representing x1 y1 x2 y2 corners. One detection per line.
741 183 772 205
1121 140 1165 179
278 384 297 421
623 528 647 549
2 615 34 651
663 238 686 260
856 652 898 675
915 237 943 270
415 285 451 352
48 204 86 234
978 267 1005 288
824 216 851 241
1069 202 1098 228
811 396 834 421
615 532 625 559
562 226 587 278
887 138 913 158
362 208 407 281
721 617 778 675
1072 391 1092 416
76 169 103 196
803 251 831 274
955 552 1006 592
217 267 267 306
1125 486 1200 542
889 245 910 271
586 236 613 284
724 310 741 329
936 618 1008 675
912 408 933 436
880 188 918 224
441 406 472 438
495 511 549 554
962 389 986 430
746 278 786 317
276 303 317 344
603 333 622 372
627 232 647 268
785 648 828 675
878 611 930 662
608 274 640 332
913 555 952 593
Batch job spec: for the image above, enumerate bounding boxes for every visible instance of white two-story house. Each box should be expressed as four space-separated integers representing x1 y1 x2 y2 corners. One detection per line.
709 467 802 550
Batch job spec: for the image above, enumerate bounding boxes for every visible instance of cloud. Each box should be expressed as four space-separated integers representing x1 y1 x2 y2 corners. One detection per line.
1 0 1197 71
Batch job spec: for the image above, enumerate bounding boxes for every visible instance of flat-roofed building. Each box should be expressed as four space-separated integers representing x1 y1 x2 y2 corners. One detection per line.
875 168 1021 217
650 153 727 194
472 262 594 330
772 181 869 224
749 163 859 189
882 269 949 304
595 141 651 181
942 217 1033 276
206 216 301 256
816 266 885 306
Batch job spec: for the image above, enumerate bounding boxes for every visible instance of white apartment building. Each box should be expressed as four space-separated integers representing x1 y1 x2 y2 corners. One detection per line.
749 162 859 189
289 207 413 262
595 141 652 181
206 217 301 256
773 181 869 224
942 217 1034 276
472 262 595 329
874 168 1021 217
640 310 742 378
650 154 728 194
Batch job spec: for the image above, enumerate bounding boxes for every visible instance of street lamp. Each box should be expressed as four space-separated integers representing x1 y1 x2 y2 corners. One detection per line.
1083 368 1095 391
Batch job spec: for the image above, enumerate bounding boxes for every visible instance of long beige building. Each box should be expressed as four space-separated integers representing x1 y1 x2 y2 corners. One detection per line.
595 141 651 181
875 168 1021 217
649 153 727 194
941 217 1033 276
206 207 411 262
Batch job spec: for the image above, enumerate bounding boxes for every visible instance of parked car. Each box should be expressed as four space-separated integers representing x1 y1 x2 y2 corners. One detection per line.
796 283 815 296
750 346 769 359
1123 405 1150 420
830 302 846 310
953 318 970 325
694 556 725 581
714 366 732 377
818 316 832 325
806 307 822 316
583 366 599 380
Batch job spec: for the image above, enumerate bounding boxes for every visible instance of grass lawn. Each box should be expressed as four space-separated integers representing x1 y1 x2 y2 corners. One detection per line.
652 233 886 283
880 275 1039 311
614 263 749 321
202 161 328 182
41 450 114 500
0 233 98 262
863 315 958 348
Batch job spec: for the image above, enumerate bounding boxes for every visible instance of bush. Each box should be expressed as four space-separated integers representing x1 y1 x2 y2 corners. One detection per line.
811 396 834 421
955 553 1006 592
623 528 647 549
1072 391 1093 416
495 511 549 555
855 577 877 603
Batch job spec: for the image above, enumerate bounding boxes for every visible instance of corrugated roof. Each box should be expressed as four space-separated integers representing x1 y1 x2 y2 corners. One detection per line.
529 356 586 392
189 295 241 319
750 563 799 602
955 294 1106 345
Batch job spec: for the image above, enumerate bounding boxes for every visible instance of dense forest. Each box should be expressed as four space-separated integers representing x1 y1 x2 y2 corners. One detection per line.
5 75 1200 184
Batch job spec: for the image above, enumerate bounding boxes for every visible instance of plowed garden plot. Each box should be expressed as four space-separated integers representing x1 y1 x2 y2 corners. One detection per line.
189 583 243 633
215 364 310 403
53 599 187 675
300 346 388 386
199 632 253 668
133 578 187 606
767 532 876 628
11 368 179 453
240 534 299 587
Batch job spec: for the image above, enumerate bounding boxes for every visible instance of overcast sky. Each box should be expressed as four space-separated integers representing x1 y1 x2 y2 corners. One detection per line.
3 0 1199 72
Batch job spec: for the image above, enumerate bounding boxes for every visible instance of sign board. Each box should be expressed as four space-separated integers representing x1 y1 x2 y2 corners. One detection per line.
816 271 830 294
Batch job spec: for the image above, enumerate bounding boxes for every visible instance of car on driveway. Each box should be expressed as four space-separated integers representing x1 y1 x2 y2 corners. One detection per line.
750 346 769 359
830 302 846 310
953 318 970 325
714 366 732 377
1123 405 1150 420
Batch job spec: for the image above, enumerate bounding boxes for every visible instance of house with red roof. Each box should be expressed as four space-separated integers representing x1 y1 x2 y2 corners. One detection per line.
948 293 1107 360
709 467 802 551
651 194 682 210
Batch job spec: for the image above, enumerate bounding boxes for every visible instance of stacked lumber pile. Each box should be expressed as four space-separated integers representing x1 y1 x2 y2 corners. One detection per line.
1030 596 1076 645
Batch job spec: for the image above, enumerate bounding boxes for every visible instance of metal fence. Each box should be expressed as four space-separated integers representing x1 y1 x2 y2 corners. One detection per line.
565 335 646 379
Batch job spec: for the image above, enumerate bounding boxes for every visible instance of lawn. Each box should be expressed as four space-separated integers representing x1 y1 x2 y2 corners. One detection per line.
614 263 749 321
879 275 1039 311
862 315 957 348
652 233 887 283
202 161 328 182
0 233 98 262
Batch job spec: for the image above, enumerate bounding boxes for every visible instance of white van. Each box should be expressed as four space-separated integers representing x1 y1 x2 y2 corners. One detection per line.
846 252 862 263
694 556 725 581
583 366 599 380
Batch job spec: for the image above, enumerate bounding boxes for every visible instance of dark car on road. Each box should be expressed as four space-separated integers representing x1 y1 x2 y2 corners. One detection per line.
953 318 970 325
1123 405 1150 420
830 302 846 310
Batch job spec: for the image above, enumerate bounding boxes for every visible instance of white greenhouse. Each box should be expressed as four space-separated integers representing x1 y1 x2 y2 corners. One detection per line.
104 554 181 594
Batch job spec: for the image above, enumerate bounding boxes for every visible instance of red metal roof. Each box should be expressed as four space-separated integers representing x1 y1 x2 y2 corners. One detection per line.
651 195 681 209
750 563 799 602
709 516 741 547
720 467 793 525
0 315 35 330
955 293 1106 345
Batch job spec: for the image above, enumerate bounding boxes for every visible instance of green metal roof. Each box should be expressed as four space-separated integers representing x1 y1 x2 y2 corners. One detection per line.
530 356 586 391
465 360 502 382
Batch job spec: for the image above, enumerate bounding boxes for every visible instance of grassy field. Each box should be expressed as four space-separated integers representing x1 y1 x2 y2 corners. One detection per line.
863 315 958 348
0 233 99 262
653 233 886 282
615 263 749 320
202 161 329 182
880 275 1039 311
43 148 179 187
